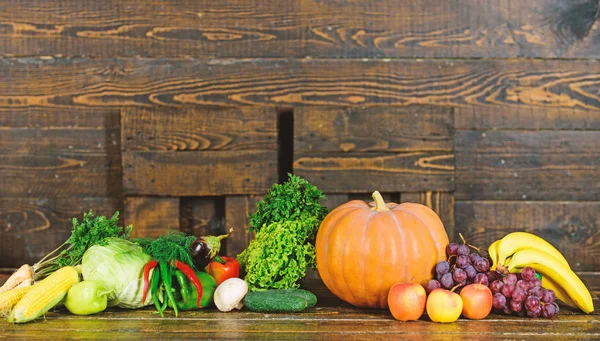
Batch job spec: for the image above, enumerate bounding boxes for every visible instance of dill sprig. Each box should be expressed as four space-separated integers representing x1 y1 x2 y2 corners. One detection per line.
136 231 197 269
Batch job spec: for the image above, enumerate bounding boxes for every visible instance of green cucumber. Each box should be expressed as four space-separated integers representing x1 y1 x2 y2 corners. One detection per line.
276 289 317 308
243 291 308 312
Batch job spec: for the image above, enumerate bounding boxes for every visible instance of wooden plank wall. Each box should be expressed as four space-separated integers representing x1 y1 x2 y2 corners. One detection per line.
0 0 598 273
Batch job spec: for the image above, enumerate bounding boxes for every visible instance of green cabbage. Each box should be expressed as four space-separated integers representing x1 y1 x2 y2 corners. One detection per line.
82 238 152 309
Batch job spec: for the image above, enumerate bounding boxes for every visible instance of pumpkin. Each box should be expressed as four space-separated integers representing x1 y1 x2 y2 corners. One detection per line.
316 191 449 309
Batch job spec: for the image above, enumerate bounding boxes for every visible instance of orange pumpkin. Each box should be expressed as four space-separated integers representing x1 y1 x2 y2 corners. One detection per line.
316 191 449 309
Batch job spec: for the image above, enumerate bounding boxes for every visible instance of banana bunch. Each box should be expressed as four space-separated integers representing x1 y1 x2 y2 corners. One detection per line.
488 232 594 314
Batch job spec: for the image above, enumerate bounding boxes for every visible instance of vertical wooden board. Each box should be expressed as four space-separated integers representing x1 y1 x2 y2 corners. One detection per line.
455 131 600 200
401 192 455 240
121 106 277 152
224 196 262 258
455 201 600 271
294 106 454 153
180 197 224 238
0 197 121 269
125 197 180 238
123 150 278 196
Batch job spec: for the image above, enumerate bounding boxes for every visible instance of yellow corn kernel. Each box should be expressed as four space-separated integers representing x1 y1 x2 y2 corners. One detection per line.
0 286 33 315
8 266 79 323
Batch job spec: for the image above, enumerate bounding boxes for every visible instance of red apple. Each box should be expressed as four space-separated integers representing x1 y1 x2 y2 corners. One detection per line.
460 283 493 320
387 283 426 321
426 288 463 323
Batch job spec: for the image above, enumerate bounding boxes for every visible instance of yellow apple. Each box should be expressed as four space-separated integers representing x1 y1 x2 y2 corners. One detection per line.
426 288 462 323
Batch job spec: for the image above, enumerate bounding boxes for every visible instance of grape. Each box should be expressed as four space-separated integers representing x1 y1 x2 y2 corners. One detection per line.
509 299 523 312
516 280 530 291
425 279 441 294
453 268 467 284
501 283 515 298
503 273 518 286
492 293 507 309
541 289 556 304
502 305 513 315
541 302 559 318
485 271 498 283
456 255 471 269
527 305 542 318
474 273 489 286
520 267 536 281
528 286 543 298
457 244 470 256
436 272 444 281
435 260 450 275
525 295 541 312
474 258 490 272
530 278 542 288
490 280 504 294
447 242 459 256
470 252 481 264
440 273 454 289
465 265 477 280
511 287 527 303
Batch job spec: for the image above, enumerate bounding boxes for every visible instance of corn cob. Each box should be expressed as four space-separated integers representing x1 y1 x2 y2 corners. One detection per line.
8 266 79 323
0 286 33 316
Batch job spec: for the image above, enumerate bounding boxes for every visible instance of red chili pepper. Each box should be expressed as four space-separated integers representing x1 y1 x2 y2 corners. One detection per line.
173 260 204 308
142 260 159 304
207 256 240 286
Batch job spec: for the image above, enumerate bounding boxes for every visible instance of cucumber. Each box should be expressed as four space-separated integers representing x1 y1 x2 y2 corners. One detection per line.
243 291 308 312
276 289 317 308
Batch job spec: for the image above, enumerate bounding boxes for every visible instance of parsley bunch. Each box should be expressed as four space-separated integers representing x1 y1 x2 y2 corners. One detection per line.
34 211 132 280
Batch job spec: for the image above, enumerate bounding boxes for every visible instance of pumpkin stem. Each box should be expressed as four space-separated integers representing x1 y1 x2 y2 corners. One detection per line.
371 191 390 212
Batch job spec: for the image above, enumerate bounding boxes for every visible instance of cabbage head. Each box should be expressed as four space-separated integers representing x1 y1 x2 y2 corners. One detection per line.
82 238 152 309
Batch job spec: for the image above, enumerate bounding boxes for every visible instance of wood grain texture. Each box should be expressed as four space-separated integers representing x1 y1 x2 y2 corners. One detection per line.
456 131 600 201
0 59 598 113
121 106 277 151
0 152 122 197
123 151 277 196
224 196 261 258
294 152 454 193
401 192 455 240
321 194 350 211
0 0 598 58
124 197 180 238
180 197 224 237
294 106 454 153
455 201 600 272
0 108 120 153
0 197 121 268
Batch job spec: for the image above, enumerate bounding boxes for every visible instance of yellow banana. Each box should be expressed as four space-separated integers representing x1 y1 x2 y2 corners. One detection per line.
496 232 570 269
506 248 594 314
542 276 578 309
488 240 501 270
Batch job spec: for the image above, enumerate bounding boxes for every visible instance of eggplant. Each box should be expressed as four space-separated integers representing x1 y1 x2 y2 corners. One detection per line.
190 228 233 269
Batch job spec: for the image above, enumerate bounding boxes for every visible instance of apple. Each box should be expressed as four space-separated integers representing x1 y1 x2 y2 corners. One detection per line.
387 283 426 321
460 283 493 320
426 288 462 323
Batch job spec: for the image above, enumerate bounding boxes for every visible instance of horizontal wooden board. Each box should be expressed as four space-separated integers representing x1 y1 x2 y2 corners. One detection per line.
0 197 121 269
224 196 261 258
294 152 454 193
0 0 598 58
295 106 454 153
321 194 350 211
401 192 455 240
121 106 277 151
123 151 277 196
455 106 600 130
456 131 600 201
180 197 224 237
0 152 122 197
0 108 120 153
125 197 180 238
455 201 600 272
0 59 598 114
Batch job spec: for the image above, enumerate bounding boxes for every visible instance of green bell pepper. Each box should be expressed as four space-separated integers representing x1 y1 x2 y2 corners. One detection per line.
169 270 216 310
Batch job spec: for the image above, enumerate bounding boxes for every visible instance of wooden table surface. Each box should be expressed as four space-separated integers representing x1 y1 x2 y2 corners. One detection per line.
1 274 598 340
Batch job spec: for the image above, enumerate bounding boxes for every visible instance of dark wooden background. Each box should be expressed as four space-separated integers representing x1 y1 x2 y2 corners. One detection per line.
0 0 598 273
